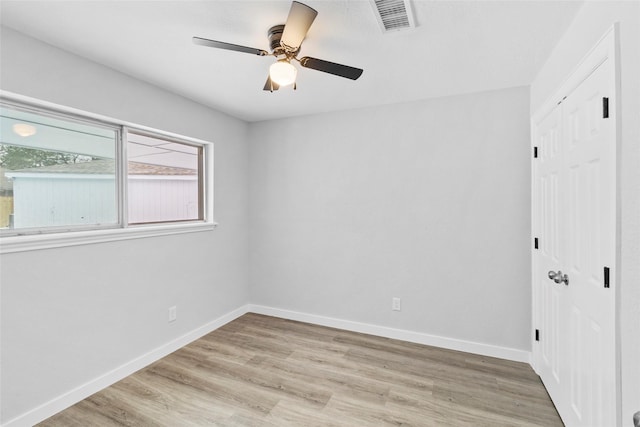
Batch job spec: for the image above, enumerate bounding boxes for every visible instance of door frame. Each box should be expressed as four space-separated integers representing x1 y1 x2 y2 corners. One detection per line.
530 24 621 424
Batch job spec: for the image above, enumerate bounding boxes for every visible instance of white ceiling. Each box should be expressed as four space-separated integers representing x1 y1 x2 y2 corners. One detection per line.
0 1 583 122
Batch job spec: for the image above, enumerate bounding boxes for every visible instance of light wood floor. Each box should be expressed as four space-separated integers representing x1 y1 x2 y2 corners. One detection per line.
38 313 563 426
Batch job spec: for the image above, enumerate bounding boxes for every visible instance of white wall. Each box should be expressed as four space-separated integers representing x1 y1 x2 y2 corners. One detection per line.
249 86 532 353
0 27 250 424
530 2 640 424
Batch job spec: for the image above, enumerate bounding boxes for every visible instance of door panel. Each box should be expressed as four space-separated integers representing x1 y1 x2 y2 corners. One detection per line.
533 51 616 427
561 58 616 426
534 106 564 401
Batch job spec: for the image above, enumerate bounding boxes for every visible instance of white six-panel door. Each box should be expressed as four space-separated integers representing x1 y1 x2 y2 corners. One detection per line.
532 28 618 427
534 104 564 408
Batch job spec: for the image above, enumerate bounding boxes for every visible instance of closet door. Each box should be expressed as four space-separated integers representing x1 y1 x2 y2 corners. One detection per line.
559 52 616 427
532 28 617 427
533 105 564 406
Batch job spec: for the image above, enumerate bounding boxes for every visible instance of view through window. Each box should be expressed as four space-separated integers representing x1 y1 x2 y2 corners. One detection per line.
127 132 202 224
1 101 209 237
0 105 118 231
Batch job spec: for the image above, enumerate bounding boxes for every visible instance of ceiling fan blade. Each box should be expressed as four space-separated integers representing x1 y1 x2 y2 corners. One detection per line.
193 36 268 56
299 57 364 80
280 1 318 50
263 76 280 92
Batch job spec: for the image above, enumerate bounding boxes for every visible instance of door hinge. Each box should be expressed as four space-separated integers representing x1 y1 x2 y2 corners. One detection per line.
533 146 538 158
604 266 610 288
534 237 539 249
535 329 540 341
603 97 609 118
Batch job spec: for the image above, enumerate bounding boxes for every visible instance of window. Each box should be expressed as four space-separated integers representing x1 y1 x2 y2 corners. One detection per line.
1 104 119 231
127 131 203 224
0 96 214 252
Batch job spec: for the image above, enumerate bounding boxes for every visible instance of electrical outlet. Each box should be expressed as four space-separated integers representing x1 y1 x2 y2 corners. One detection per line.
168 306 177 322
392 297 401 311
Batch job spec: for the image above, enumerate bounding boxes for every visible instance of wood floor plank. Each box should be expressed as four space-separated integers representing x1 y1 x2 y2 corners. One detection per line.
147 359 279 416
283 347 436 393
37 313 563 426
127 370 238 423
171 349 333 409
264 398 347 427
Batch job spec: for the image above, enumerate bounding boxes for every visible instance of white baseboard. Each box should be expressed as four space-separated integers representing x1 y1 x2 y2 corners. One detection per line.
248 304 531 363
2 305 250 427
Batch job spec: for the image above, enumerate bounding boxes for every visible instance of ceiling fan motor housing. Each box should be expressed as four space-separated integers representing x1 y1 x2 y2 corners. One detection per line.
268 25 286 53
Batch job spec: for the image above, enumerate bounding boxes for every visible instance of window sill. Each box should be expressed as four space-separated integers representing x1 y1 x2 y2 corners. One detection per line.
0 222 218 254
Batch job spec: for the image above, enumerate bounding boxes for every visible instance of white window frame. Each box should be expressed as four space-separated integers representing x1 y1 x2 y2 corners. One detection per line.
0 92 216 254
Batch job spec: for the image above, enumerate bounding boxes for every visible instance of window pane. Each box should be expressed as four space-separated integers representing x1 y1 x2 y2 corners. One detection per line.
0 105 118 231
127 132 201 224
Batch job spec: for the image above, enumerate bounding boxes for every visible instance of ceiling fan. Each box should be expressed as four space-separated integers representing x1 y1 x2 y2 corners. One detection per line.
193 1 364 92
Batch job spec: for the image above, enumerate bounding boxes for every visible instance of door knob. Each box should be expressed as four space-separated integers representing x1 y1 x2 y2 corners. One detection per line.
547 270 569 286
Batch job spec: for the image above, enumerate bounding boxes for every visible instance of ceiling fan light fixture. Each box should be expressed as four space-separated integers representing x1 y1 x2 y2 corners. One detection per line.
269 59 297 86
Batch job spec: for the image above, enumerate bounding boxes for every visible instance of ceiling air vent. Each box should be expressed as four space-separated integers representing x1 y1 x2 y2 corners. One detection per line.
371 0 416 33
